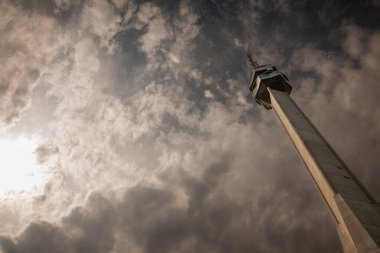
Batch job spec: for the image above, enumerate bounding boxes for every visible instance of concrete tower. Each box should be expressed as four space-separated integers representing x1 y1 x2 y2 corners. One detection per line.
247 60 380 253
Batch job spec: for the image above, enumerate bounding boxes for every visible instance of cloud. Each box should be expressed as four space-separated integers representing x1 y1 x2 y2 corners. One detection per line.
290 23 380 197
0 1 67 128
53 0 78 12
204 89 214 98
0 192 115 253
81 0 122 49
135 3 168 58
0 0 379 253
1 221 69 253
34 144 59 164
373 0 380 7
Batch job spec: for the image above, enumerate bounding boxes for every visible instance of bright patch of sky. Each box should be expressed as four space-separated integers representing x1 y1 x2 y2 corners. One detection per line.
0 136 49 199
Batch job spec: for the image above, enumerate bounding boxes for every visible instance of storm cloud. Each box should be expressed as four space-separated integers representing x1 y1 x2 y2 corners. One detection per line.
0 0 379 252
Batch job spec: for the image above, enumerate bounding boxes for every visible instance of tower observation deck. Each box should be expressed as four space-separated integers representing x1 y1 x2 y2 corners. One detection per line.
247 58 380 253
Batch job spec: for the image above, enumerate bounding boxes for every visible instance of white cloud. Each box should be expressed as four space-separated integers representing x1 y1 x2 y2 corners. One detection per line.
0 0 129 230
176 0 200 40
204 90 214 98
0 1 68 128
81 0 122 49
136 3 169 58
170 0 200 57
292 25 380 129
168 52 180 63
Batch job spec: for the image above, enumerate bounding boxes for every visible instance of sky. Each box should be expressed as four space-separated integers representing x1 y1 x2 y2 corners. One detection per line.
0 0 380 252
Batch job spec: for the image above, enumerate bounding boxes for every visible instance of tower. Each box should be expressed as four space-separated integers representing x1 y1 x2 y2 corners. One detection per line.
247 60 380 253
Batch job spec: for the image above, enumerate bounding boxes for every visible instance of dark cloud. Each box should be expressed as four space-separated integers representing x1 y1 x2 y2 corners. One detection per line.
0 153 342 253
0 221 69 253
34 144 59 164
1 193 115 253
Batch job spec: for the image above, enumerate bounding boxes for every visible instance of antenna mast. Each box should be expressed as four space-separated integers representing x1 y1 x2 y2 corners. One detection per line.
247 54 259 68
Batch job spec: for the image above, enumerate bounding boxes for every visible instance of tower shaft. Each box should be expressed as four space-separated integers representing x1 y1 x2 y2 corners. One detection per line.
269 88 380 253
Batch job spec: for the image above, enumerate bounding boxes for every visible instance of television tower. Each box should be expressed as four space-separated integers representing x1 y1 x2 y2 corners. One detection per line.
247 56 380 253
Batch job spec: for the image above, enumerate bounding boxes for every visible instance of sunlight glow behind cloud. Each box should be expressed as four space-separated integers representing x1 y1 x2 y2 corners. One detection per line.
0 136 48 199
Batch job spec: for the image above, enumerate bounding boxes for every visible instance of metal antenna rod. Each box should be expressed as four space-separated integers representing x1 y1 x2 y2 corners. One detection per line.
247 53 259 68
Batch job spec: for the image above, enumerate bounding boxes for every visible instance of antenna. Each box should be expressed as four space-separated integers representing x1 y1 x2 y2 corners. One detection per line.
247 53 259 68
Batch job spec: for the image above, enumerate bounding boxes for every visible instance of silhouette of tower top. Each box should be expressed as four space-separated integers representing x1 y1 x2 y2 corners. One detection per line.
247 60 380 253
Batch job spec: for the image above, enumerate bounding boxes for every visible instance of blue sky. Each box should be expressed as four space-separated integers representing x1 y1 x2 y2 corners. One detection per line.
0 0 380 252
